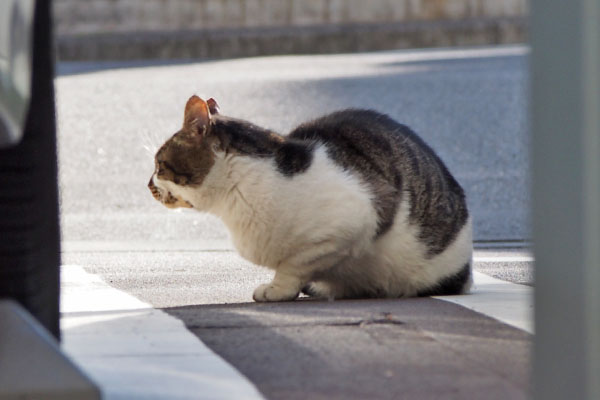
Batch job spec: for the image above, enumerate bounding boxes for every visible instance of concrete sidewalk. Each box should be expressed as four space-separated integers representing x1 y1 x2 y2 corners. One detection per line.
61 265 264 400
61 248 533 399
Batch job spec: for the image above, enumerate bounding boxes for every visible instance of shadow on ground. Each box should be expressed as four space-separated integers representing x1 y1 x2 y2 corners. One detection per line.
164 298 531 400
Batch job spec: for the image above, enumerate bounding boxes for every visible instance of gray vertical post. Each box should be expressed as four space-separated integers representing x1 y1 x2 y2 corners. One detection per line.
531 0 600 399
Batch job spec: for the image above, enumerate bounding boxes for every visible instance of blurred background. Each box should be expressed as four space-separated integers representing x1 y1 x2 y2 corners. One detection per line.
53 0 532 253
53 0 528 61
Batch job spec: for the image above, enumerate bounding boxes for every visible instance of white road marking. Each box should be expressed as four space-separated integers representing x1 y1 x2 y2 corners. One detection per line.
61 265 264 400
435 271 534 334
474 255 534 263
62 239 233 253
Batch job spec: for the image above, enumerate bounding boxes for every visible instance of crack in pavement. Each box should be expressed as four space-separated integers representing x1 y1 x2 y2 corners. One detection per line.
184 313 405 330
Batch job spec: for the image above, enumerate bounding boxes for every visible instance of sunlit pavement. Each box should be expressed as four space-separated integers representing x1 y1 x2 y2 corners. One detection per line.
57 46 532 399
60 265 263 400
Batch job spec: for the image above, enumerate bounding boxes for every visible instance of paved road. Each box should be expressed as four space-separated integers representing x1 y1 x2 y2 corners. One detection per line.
56 46 532 399
56 45 530 245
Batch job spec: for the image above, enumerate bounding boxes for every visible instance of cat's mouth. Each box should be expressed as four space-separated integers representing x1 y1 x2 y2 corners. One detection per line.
148 177 193 209
163 191 194 209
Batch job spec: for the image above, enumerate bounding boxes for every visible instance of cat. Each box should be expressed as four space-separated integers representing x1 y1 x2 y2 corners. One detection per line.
148 95 472 302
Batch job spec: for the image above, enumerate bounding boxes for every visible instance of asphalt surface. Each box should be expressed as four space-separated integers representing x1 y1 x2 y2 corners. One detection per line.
56 46 533 399
168 299 530 400
60 248 531 307
56 45 530 245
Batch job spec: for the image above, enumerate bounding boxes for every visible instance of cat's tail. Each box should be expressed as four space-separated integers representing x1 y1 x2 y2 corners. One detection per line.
301 282 337 300
416 261 472 297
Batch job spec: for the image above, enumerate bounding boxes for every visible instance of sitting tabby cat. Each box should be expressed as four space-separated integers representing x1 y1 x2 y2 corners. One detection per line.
148 95 472 302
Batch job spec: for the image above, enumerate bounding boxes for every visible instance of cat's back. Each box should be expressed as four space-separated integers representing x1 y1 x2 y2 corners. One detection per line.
287 109 445 186
288 109 469 257
287 108 466 207
288 109 409 159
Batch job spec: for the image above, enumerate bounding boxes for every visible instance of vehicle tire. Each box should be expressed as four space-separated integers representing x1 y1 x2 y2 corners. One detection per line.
0 1 60 339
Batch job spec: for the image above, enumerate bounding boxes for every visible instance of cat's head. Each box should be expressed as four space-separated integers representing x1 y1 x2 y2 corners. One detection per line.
148 95 221 209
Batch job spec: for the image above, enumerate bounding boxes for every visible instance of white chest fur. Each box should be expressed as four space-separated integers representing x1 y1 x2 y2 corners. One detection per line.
209 146 379 270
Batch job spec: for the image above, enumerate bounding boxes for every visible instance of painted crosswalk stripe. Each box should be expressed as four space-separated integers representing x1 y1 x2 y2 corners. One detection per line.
435 271 534 334
61 265 264 400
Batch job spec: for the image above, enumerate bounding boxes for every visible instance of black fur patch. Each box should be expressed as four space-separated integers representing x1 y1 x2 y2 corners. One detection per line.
275 140 315 176
212 116 282 157
416 262 471 297
402 132 470 257
212 116 315 176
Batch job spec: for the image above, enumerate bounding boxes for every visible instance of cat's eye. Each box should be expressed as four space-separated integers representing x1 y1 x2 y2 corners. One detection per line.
157 160 170 176
211 142 220 152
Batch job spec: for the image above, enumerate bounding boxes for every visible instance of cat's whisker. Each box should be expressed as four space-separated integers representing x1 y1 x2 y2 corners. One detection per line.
142 143 154 155
141 129 165 159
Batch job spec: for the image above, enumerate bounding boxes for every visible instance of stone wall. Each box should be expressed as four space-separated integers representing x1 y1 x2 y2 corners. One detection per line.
53 0 528 60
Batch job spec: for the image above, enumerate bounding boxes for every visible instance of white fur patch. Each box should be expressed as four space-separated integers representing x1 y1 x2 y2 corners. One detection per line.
316 196 472 298
216 146 378 273
158 145 472 299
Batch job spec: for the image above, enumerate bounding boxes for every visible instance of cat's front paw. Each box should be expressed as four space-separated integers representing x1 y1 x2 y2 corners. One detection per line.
253 283 299 302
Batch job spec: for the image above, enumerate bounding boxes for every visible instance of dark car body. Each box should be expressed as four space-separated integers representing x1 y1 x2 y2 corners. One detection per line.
0 0 60 339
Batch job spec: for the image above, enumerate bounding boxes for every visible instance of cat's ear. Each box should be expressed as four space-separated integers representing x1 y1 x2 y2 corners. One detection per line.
183 95 211 134
207 98 220 115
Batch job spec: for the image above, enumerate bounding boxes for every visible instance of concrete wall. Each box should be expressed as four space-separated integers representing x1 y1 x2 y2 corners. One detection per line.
54 0 527 34
53 0 528 60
